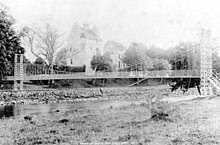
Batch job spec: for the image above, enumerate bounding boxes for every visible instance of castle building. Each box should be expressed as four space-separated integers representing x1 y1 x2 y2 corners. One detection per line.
66 23 102 73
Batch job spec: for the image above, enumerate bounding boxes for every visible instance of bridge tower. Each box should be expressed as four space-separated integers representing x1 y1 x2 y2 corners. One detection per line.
200 30 213 96
14 54 24 91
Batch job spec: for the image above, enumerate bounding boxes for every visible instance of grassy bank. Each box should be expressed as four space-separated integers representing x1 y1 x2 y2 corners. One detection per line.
1 96 220 144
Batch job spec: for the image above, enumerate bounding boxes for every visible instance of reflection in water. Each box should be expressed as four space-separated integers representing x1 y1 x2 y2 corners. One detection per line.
0 99 145 119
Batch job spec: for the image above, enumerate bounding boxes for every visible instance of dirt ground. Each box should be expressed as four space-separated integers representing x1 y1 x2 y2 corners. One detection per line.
1 96 220 145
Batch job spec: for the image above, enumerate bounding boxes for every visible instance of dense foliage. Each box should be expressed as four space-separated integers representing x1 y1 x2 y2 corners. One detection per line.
53 65 86 73
34 57 47 65
90 54 113 72
0 5 24 86
151 59 171 71
168 42 200 70
123 42 153 71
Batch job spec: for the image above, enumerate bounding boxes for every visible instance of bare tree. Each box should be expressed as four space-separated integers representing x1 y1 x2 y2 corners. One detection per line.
22 23 65 83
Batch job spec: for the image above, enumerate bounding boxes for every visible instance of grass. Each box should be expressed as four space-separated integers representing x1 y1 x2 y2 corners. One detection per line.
1 96 220 144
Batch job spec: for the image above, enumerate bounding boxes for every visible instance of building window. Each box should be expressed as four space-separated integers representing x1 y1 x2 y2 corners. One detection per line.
70 59 73 65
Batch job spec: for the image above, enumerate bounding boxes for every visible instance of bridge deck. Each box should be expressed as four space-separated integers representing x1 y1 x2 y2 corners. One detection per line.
7 70 200 81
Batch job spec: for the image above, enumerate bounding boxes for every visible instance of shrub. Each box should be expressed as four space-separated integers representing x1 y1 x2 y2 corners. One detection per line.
146 93 180 122
53 65 86 73
150 101 172 122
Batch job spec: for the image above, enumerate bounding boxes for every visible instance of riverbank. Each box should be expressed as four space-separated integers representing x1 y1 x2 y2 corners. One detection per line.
0 86 199 106
0 96 220 144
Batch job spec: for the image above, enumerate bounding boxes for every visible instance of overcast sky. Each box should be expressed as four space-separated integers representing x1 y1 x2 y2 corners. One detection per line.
1 0 220 60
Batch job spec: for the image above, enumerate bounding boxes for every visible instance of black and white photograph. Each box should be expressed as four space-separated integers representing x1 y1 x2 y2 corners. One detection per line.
0 0 220 144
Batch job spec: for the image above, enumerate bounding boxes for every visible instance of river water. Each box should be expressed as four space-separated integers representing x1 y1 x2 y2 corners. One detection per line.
0 98 146 118
0 95 200 119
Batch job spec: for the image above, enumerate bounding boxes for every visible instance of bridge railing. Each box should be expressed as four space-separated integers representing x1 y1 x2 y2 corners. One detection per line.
16 63 201 77
7 68 200 81
21 69 200 80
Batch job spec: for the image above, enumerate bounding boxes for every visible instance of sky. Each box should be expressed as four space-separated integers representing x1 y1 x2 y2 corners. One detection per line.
1 0 220 60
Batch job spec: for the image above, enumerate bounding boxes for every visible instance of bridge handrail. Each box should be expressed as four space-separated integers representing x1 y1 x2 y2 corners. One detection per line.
28 69 199 78
7 69 201 81
24 63 72 75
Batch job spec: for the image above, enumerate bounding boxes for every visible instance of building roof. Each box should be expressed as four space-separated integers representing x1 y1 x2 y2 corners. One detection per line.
80 27 102 42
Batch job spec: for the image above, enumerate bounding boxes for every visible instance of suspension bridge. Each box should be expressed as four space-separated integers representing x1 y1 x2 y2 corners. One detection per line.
6 63 200 81
4 33 220 97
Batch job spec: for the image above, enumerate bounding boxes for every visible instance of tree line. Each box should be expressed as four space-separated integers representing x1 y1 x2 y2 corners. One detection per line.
90 31 220 94
90 40 214 73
